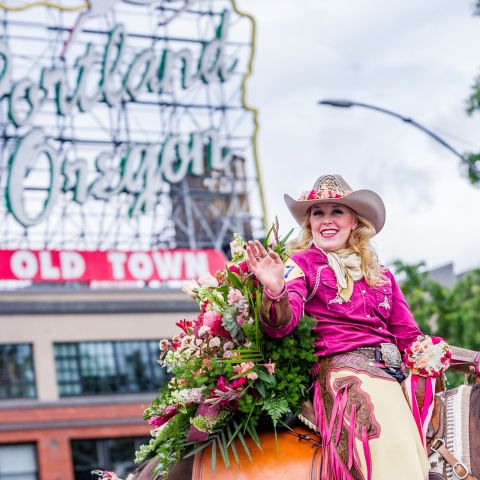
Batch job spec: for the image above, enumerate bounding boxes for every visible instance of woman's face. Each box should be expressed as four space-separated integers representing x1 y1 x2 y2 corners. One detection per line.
309 203 358 251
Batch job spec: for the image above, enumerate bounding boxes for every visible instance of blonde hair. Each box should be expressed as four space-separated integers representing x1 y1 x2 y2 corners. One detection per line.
287 209 386 287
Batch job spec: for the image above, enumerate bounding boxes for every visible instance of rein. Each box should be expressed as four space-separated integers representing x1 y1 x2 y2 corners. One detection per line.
284 429 322 448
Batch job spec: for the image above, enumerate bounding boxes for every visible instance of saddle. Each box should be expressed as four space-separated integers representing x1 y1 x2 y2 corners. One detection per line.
192 426 321 480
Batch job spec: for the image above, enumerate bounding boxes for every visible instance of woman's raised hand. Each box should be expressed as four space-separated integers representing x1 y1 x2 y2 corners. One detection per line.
245 240 285 296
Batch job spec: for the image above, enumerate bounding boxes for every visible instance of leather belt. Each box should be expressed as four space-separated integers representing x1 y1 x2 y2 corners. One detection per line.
356 343 402 369
431 438 478 480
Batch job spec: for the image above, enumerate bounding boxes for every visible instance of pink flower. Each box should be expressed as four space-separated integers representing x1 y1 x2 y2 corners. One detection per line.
236 312 246 326
92 472 119 480
223 350 233 359
202 310 231 339
238 262 248 272
410 341 422 353
176 319 193 334
228 265 240 274
208 337 221 348
307 190 317 200
227 288 244 305
233 361 255 375
246 371 258 380
148 404 179 428
415 358 429 369
263 362 275 375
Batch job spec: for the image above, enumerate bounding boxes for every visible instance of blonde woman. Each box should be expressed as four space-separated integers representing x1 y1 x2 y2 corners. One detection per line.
245 175 430 480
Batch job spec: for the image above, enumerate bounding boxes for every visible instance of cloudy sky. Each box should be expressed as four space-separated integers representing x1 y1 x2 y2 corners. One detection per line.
239 0 480 274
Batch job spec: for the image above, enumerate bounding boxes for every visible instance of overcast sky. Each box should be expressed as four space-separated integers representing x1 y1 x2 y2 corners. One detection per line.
239 0 480 274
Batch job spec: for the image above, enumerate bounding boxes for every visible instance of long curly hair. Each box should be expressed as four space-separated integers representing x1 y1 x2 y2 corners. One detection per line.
287 209 386 287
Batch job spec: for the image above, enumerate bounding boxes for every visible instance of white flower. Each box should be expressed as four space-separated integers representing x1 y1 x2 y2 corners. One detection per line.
182 280 199 299
197 273 218 288
159 339 170 351
171 387 205 404
230 235 245 259
223 341 234 351
208 337 221 348
198 326 211 337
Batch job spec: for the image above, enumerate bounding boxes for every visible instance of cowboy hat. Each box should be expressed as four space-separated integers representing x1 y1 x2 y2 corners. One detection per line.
284 174 386 234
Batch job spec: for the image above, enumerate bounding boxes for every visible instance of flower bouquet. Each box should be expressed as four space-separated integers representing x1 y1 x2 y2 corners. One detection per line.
111 227 316 478
404 335 451 377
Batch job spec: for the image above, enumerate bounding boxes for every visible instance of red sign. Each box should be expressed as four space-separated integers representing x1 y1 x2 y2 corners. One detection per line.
0 249 227 283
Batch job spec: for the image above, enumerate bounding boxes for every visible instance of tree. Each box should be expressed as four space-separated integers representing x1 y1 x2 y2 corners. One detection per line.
393 261 480 351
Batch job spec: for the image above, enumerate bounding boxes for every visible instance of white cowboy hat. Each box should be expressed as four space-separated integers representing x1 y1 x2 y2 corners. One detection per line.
284 174 386 234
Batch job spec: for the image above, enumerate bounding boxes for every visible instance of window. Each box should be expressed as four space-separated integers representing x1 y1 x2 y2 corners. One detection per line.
54 340 167 396
0 443 38 480
0 344 36 399
71 436 148 480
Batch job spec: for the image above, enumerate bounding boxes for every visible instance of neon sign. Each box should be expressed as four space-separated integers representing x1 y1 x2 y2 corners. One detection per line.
0 0 264 255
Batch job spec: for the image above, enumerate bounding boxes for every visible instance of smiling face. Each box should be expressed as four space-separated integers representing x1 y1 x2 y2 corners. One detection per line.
309 203 358 252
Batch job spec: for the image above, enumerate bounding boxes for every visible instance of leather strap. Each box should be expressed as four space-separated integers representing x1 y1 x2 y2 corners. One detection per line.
431 438 478 480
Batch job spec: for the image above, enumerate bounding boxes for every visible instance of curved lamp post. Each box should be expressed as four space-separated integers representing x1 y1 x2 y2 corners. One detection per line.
317 99 478 181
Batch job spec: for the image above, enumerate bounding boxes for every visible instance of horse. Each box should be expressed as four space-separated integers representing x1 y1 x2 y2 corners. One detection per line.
132 351 480 480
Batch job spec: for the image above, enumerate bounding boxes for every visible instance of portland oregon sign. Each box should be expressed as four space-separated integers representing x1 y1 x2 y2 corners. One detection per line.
0 0 265 284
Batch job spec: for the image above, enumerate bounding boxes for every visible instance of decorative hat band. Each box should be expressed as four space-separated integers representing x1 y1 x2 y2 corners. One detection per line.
284 174 386 234
298 175 352 201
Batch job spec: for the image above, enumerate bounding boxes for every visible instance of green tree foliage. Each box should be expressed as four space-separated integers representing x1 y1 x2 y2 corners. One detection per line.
393 260 480 351
394 261 480 386
462 2 480 183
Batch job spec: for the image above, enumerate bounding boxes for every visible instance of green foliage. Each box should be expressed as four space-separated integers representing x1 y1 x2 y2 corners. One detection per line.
143 413 191 477
262 397 290 427
394 261 480 386
263 316 317 411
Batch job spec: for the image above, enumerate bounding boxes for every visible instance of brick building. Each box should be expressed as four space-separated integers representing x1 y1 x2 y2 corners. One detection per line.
0 288 197 479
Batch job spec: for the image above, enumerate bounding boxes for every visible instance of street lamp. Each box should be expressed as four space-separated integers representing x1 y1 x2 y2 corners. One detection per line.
318 99 479 182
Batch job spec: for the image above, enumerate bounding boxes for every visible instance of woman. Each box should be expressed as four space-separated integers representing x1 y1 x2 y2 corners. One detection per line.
245 174 430 480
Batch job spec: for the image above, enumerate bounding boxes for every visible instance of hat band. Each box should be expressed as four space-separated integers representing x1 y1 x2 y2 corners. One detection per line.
299 188 352 201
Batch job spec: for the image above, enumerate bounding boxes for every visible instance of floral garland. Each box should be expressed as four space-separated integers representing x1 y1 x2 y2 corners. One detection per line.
299 189 345 201
93 227 317 479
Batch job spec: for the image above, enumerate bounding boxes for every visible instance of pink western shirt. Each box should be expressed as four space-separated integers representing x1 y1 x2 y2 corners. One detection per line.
261 245 422 357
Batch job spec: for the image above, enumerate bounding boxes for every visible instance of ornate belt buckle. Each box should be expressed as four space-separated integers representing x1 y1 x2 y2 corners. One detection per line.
380 343 402 369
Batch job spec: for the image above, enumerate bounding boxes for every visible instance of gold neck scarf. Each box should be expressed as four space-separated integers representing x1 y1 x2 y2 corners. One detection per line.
313 244 363 302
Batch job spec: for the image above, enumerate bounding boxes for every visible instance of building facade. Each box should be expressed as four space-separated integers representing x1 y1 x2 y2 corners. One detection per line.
0 288 197 479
